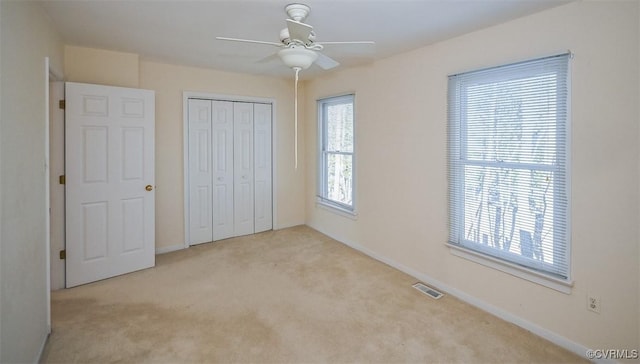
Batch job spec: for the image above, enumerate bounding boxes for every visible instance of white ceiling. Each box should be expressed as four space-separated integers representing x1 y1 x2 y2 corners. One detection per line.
39 0 570 79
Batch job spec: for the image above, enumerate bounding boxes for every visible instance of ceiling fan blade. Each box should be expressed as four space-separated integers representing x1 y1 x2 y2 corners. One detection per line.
216 37 283 47
316 41 376 45
315 53 340 70
257 52 279 64
286 19 312 44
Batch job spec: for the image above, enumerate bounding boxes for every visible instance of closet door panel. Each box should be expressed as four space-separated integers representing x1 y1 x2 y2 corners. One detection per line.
233 102 254 236
254 103 272 233
188 99 213 245
212 101 235 241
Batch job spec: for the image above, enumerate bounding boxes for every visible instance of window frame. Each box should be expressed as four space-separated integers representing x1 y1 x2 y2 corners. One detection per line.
317 94 356 215
447 54 572 292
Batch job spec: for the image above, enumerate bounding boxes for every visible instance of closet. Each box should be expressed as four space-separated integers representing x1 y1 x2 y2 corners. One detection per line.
187 98 272 245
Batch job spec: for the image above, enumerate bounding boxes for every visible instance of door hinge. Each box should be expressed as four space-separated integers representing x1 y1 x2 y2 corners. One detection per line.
59 250 66 260
59 100 65 109
59 175 65 184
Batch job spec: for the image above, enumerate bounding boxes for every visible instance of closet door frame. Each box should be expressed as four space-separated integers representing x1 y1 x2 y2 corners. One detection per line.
182 91 276 248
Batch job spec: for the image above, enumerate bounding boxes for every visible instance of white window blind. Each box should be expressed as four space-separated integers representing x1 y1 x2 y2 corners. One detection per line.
448 54 570 280
318 94 355 212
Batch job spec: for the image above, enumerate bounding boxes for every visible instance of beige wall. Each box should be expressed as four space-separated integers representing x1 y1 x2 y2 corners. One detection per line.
64 46 139 88
305 0 639 351
62 47 305 251
0 1 64 362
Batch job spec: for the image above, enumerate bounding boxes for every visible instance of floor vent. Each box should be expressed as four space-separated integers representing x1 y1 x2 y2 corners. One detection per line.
412 282 444 299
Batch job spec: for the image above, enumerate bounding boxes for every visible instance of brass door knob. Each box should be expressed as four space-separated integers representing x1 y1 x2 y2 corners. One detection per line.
145 185 153 191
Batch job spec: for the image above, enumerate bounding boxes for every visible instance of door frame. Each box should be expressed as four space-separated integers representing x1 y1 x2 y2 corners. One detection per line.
48 78 65 291
45 57 63 331
182 91 277 249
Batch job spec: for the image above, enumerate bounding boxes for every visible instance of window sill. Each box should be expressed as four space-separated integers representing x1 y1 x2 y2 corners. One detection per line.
316 199 358 220
447 243 573 294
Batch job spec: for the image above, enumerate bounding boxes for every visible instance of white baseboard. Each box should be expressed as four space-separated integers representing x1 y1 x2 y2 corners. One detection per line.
155 244 184 255
307 223 605 363
274 222 304 230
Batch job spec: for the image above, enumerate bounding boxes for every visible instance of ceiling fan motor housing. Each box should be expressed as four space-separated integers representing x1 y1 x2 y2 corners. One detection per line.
280 28 291 44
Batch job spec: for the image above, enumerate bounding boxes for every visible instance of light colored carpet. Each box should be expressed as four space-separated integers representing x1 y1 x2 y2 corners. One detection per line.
42 225 585 363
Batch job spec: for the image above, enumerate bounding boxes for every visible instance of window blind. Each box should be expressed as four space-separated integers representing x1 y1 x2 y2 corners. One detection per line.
318 94 355 212
448 53 570 279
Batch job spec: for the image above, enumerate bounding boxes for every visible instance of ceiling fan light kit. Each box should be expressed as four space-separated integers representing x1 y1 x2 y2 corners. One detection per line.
278 46 318 70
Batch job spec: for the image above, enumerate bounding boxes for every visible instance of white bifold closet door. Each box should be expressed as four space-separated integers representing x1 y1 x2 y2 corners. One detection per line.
188 99 272 245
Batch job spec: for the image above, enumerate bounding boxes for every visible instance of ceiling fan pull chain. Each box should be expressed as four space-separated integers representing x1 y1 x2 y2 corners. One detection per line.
294 67 300 169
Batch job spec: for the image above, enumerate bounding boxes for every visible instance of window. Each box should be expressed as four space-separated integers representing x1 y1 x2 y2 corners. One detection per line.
318 94 355 213
448 54 570 282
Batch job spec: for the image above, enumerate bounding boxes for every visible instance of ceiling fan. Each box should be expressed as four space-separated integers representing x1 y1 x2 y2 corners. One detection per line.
217 3 374 72
217 3 374 168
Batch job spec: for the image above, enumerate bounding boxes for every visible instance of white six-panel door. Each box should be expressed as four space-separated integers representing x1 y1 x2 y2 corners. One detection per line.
187 99 272 245
65 82 155 288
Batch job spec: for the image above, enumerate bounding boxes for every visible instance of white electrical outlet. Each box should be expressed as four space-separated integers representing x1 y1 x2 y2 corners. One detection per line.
587 295 601 314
